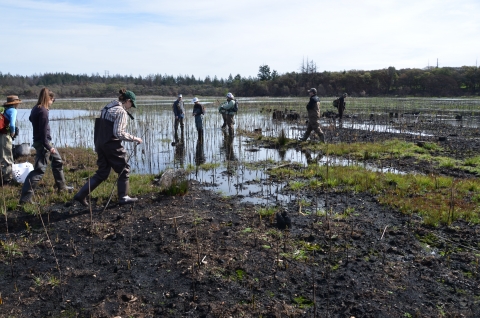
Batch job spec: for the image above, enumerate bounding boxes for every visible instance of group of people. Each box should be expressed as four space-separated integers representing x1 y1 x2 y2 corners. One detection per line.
172 92 237 144
0 88 142 207
2 87 346 207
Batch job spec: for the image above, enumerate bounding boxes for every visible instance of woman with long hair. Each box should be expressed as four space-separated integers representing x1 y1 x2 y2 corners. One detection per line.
73 88 142 206
19 88 73 204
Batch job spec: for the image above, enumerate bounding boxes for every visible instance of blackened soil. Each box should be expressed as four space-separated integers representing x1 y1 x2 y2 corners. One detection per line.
1 178 479 317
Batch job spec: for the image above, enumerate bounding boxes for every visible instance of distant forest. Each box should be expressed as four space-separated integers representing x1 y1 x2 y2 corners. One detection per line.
0 62 478 98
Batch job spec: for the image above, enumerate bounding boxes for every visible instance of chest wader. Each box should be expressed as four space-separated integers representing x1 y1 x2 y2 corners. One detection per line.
74 109 130 204
300 102 325 143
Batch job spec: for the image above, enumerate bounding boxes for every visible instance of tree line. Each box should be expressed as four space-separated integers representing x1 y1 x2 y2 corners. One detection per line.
0 63 478 98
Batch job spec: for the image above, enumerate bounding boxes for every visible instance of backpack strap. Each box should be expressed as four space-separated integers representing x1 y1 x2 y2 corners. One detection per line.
101 104 121 119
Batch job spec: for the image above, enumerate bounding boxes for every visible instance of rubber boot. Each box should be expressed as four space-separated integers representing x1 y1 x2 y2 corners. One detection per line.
73 176 104 206
117 179 138 205
299 131 310 141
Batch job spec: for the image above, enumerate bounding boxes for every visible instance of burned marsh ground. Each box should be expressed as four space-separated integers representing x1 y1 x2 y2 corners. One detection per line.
2 97 480 317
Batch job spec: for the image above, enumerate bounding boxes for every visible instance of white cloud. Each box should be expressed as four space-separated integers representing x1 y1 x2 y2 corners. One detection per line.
0 0 479 79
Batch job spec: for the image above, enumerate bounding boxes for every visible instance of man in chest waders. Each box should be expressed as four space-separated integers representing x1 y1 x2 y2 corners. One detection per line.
73 89 143 207
299 88 326 143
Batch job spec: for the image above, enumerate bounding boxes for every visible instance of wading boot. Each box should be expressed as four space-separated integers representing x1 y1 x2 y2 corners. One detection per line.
119 196 138 205
298 132 309 142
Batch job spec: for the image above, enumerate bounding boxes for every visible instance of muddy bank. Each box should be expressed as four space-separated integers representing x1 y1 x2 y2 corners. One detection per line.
1 178 478 317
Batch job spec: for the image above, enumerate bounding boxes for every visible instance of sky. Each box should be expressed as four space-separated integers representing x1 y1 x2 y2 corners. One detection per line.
1 0 479 79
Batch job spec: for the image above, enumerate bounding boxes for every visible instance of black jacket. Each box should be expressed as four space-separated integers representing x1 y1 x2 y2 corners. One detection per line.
30 105 52 150
306 95 320 110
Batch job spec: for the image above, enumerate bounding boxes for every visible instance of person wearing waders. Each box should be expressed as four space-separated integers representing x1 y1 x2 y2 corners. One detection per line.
0 95 21 185
192 97 205 141
173 94 185 143
73 89 143 207
299 88 326 143
218 92 235 136
19 88 73 204
338 93 347 120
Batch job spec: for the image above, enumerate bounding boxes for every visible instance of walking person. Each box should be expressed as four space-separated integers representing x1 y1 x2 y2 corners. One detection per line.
338 93 347 120
73 89 143 207
0 95 21 185
173 94 185 142
299 88 326 143
218 92 236 135
192 97 205 141
19 88 73 204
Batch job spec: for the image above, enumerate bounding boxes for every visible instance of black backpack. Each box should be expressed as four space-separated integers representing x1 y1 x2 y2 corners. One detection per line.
332 99 339 108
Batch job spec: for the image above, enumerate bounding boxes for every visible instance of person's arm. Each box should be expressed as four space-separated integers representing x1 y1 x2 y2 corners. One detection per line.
5 108 16 137
37 109 53 151
113 109 140 142
222 100 235 111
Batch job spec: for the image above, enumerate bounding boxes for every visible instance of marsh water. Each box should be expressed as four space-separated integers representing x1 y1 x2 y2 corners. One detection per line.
14 97 480 203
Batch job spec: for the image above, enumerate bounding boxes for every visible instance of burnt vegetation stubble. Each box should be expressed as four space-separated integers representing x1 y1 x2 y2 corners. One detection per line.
1 125 480 317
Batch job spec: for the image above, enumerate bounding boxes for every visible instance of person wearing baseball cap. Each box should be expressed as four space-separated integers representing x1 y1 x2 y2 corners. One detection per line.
173 94 185 143
299 88 326 143
218 92 236 136
0 95 22 185
73 88 142 207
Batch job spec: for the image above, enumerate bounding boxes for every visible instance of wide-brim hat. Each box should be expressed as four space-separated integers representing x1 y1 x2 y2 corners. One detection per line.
4 95 22 106
192 97 199 103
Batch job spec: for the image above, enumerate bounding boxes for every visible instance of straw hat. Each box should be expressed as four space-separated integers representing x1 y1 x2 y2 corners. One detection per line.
4 95 22 106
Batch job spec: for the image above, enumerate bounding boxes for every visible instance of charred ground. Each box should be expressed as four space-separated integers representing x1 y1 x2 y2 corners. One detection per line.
1 126 480 318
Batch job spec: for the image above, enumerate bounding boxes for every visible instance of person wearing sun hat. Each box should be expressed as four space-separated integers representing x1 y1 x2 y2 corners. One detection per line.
218 92 236 135
73 88 142 207
0 95 21 185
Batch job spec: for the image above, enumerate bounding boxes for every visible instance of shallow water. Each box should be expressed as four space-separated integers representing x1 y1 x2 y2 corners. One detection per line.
13 97 475 200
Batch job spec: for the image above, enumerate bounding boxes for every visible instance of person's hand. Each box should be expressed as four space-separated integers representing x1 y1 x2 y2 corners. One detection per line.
50 148 56 154
134 137 143 144
175 116 178 119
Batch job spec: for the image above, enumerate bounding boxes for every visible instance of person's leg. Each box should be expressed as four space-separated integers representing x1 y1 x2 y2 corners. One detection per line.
19 144 48 203
180 117 184 135
50 148 72 191
74 150 111 206
314 127 326 143
226 114 235 136
221 113 227 129
299 125 313 141
0 134 14 184
105 142 137 204
338 106 344 119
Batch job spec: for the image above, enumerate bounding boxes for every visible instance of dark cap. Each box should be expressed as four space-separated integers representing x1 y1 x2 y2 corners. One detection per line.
308 88 317 94
124 90 137 108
